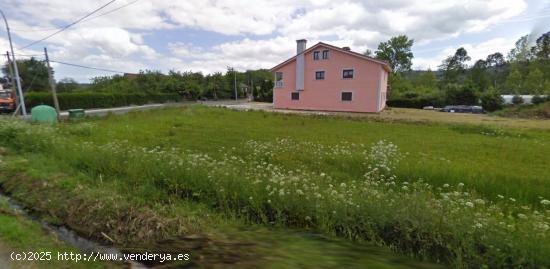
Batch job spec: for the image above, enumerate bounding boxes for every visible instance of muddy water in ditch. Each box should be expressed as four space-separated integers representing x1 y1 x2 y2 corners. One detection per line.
1 193 445 269
1 193 148 269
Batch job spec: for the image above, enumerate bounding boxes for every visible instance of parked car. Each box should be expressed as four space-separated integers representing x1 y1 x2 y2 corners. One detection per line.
440 105 483 114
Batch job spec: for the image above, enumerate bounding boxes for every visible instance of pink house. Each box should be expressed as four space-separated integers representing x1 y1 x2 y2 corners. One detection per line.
270 40 391 113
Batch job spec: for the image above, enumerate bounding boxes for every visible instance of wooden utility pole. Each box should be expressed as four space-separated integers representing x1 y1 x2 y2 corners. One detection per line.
43 47 60 114
5 51 19 111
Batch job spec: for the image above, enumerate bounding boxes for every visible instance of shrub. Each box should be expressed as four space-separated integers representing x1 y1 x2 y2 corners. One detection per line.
512 95 524 105
24 92 181 111
532 95 546 105
443 83 479 105
387 94 445 108
480 91 504 112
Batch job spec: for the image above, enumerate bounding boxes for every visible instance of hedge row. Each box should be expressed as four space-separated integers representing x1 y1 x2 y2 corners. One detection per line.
386 96 445 109
24 92 181 111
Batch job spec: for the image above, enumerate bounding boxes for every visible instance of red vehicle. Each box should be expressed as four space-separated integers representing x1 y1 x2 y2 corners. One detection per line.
0 90 16 113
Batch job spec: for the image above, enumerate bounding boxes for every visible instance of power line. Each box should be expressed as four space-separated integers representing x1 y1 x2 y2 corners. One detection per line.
11 0 141 33
49 60 128 73
18 0 118 50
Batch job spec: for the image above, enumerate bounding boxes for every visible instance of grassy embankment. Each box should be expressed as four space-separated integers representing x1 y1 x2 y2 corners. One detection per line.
1 105 549 268
0 196 119 269
492 102 550 119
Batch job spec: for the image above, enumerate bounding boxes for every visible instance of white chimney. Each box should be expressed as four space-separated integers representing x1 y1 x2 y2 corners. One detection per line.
295 39 306 91
296 39 307 54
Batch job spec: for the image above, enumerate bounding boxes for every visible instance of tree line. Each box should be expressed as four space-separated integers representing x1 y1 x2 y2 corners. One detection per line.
371 32 550 111
1 62 275 102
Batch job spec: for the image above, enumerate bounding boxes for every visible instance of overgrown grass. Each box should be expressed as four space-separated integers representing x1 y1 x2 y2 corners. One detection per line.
61 106 550 204
1 106 550 268
493 102 550 119
0 197 118 269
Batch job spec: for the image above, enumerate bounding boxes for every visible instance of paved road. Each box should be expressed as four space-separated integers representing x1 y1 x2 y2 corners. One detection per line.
57 102 190 119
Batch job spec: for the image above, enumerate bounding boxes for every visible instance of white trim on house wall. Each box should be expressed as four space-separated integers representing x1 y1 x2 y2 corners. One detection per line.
376 66 382 112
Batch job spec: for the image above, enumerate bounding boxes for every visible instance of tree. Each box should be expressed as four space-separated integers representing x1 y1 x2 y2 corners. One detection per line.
504 64 523 94
508 35 532 62
480 88 504 112
363 49 373 57
1 57 49 91
512 95 524 105
525 68 544 94
443 82 478 105
485 52 506 89
206 72 226 99
439 47 471 83
531 31 550 60
415 69 438 90
57 78 80 92
374 35 414 73
470 59 489 91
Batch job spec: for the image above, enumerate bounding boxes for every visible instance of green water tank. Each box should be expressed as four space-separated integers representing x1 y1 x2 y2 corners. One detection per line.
31 105 58 124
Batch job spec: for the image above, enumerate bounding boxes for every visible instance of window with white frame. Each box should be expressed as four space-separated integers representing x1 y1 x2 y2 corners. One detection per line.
291 92 300 100
315 71 325 80
313 51 320 60
342 69 354 79
322 50 329 59
341 92 352 101
275 72 283 87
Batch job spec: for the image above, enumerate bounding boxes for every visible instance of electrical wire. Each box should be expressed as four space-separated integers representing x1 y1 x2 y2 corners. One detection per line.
18 0 118 50
11 0 141 33
49 60 128 73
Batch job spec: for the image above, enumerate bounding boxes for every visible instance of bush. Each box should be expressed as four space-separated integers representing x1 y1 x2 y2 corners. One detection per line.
480 91 504 112
512 95 524 105
387 94 445 108
443 83 479 105
532 95 546 105
24 92 181 111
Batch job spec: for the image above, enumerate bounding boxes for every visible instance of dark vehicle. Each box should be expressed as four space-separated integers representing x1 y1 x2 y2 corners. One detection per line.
440 105 483 114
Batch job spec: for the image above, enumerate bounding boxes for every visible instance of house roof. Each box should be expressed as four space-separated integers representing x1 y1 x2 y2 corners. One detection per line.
270 42 392 73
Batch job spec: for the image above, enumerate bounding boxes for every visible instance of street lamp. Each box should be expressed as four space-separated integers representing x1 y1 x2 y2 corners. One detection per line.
1 9 27 116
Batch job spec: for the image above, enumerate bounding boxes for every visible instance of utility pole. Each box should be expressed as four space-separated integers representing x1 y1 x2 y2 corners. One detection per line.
228 66 237 101
43 47 60 114
5 51 19 110
1 9 27 116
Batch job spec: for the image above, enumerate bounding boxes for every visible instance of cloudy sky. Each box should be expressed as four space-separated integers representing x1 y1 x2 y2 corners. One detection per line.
0 0 549 82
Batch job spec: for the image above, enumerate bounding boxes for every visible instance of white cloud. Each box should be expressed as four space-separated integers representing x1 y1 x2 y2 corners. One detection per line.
0 0 534 81
413 37 520 70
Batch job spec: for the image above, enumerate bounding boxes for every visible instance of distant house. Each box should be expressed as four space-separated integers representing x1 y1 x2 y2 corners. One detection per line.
270 39 391 113
123 73 139 80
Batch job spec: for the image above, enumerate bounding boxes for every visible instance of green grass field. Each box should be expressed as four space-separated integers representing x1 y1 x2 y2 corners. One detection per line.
1 105 549 268
81 105 550 204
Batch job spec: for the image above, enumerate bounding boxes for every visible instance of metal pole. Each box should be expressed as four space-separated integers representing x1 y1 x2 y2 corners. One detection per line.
234 69 237 101
43 47 60 114
1 9 27 116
